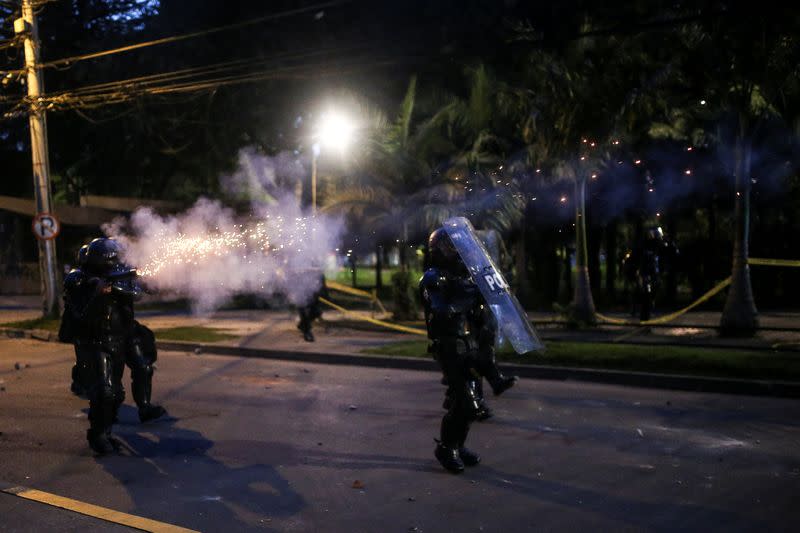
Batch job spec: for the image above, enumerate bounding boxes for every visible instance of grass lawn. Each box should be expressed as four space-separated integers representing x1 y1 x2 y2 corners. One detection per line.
328 267 423 290
0 317 61 332
362 340 800 381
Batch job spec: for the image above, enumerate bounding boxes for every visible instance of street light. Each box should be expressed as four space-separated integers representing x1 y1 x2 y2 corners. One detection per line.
311 110 355 215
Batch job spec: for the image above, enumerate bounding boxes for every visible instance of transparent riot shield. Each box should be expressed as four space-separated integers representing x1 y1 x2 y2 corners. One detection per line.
443 217 544 354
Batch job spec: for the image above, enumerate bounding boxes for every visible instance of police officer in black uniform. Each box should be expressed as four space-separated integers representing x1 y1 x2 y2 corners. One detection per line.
63 238 165 454
60 244 91 396
420 228 516 473
622 226 678 321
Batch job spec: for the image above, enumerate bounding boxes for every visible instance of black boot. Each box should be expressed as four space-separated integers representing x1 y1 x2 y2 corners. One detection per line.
139 404 167 423
87 428 114 455
475 403 493 421
435 441 464 473
303 329 315 342
458 446 481 466
132 364 166 423
490 375 518 396
70 380 86 397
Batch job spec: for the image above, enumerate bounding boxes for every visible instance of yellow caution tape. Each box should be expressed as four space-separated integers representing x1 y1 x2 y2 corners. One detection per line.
596 276 732 326
1 485 198 533
326 280 375 299
326 280 389 314
319 297 427 336
748 257 800 267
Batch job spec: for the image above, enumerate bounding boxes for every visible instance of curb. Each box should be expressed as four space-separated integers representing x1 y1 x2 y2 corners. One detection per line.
325 320 799 352
157 340 800 399
0 327 59 342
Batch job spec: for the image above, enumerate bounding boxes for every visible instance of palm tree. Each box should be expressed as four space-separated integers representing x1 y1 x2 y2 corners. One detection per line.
324 69 524 269
664 9 800 336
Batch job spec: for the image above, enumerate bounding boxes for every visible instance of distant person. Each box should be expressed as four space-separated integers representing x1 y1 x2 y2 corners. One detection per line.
297 273 329 342
622 226 678 321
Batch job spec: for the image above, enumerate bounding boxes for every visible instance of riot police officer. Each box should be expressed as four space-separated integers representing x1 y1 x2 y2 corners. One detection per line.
622 226 678 321
60 244 91 396
420 228 516 473
64 238 165 454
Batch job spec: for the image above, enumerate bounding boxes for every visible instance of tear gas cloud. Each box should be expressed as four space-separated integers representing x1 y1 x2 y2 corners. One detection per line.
103 149 342 314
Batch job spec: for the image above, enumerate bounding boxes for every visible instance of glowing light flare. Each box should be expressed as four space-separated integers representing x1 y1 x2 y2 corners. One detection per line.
316 111 355 152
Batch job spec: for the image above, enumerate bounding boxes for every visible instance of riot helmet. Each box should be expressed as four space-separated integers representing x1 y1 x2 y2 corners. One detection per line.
84 238 122 276
76 244 89 267
428 227 462 270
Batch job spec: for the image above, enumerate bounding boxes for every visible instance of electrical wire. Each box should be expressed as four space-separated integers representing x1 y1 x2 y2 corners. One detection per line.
3 0 352 75
47 43 368 98
2 55 397 118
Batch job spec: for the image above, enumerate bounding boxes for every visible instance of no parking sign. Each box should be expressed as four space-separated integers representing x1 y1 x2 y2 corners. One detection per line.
32 213 60 241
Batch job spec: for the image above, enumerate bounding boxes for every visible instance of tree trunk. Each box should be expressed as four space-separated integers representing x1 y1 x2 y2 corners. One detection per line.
664 217 678 306
399 221 408 270
571 177 597 324
514 203 531 306
558 244 572 305
587 221 601 294
605 220 617 303
720 135 759 336
375 244 383 291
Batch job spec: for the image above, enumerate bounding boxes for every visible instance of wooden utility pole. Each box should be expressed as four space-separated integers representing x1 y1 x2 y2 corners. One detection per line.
16 0 59 317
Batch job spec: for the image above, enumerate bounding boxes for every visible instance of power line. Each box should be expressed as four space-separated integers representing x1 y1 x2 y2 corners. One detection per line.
2 55 399 118
50 44 368 98
2 0 352 75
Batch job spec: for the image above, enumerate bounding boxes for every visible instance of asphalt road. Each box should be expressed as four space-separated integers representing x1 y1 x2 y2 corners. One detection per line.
1 338 799 532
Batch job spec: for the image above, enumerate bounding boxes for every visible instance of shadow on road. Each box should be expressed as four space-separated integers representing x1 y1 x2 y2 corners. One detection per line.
96 405 306 532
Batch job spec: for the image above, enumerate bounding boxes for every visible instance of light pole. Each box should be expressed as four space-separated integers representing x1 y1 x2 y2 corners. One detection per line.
311 110 355 215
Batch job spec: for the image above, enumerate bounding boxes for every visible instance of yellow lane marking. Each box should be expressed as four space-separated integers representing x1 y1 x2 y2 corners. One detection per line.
1 485 199 533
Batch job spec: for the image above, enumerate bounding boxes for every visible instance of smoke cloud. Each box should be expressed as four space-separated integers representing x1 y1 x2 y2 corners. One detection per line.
103 149 343 314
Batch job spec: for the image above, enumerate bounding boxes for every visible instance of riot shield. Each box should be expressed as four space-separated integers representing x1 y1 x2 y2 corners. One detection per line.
443 217 544 354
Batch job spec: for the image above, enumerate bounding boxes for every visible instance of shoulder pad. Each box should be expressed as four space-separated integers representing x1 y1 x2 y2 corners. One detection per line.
64 268 86 289
419 268 445 289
